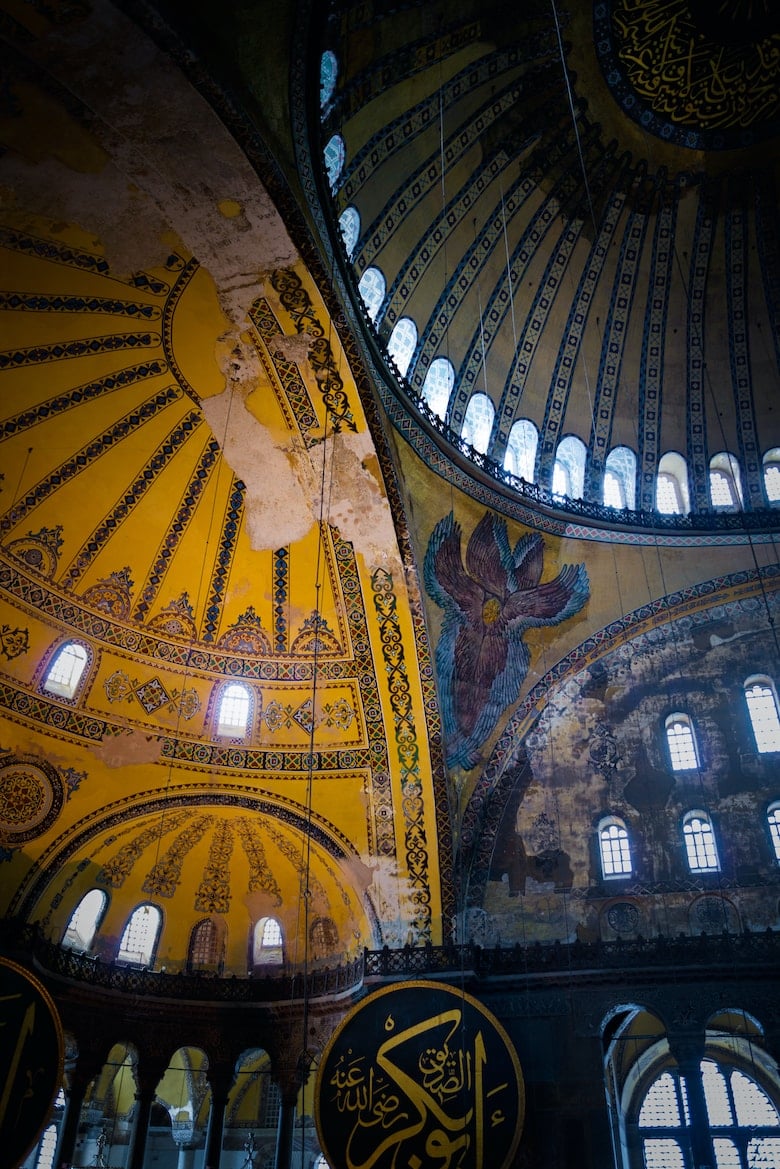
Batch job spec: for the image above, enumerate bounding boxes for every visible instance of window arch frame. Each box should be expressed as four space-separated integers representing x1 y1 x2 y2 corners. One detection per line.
323 132 345 192
41 639 92 701
682 809 720 874
656 451 691 515
387 316 418 379
553 435 586 500
251 916 284 967
62 887 108 952
338 205 360 260
460 392 495 455
709 451 743 511
744 675 780 754
762 448 780 504
503 419 538 483
320 50 338 111
214 680 254 740
116 902 162 968
187 917 221 971
604 445 637 510
420 356 455 421
357 265 386 324
664 712 699 772
605 1011 780 1169
597 815 634 879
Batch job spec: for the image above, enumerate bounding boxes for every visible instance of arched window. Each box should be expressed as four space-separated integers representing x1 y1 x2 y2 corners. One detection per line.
744 676 780 753
709 452 743 509
637 1059 780 1169
665 713 698 771
421 357 455 420
310 916 339 958
767 802 780 862
553 435 586 500
503 419 537 482
387 316 418 377
762 448 780 504
656 452 690 515
683 811 720 872
604 446 636 510
216 682 252 738
323 133 345 192
252 917 283 966
320 50 338 110
357 266 385 323
188 919 219 969
43 642 89 699
339 206 360 260
461 393 494 454
117 904 162 966
598 817 633 878
62 888 107 951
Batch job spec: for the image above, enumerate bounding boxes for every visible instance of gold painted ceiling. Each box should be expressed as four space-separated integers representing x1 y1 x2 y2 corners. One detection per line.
1 0 780 980
0 0 449 967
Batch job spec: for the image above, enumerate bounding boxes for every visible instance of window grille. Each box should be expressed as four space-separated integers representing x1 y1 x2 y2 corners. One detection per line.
44 643 88 698
683 813 719 872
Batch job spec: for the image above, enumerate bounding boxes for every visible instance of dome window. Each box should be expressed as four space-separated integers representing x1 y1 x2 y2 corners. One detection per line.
387 316 418 378
320 50 338 111
598 816 633 878
62 888 107 952
461 393 494 454
339 206 360 260
252 916 283 966
324 133 345 192
553 435 586 500
43 641 89 699
709 452 743 510
504 419 537 483
682 811 719 872
216 682 252 738
665 712 698 771
117 904 162 967
357 266 385 324
604 446 636 510
421 357 454 421
744 676 780 753
762 448 780 503
656 452 690 514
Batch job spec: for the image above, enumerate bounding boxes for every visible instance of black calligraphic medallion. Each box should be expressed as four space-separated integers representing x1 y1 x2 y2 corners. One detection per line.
0 957 64 1169
315 980 524 1169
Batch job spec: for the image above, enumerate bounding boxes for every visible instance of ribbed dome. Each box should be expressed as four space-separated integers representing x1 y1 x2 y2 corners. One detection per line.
314 1 780 519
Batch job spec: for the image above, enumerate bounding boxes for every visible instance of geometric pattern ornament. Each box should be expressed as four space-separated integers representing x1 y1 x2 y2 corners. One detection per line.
316 981 525 1169
0 755 64 844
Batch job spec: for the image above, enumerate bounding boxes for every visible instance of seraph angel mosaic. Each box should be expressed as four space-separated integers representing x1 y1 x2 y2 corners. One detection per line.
424 511 589 770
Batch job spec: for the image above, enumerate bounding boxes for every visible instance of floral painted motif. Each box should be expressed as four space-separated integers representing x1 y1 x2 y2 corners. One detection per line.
424 511 589 769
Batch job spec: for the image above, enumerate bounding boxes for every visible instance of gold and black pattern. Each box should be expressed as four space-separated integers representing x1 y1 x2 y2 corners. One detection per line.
194 820 234 913
142 814 214 898
233 817 282 901
98 811 192 887
372 567 431 941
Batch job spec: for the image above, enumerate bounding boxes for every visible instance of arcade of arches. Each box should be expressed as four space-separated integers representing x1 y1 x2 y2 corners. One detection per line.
2 2 780 1168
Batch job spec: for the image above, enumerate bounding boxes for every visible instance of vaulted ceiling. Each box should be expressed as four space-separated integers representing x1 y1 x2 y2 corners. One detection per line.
1 0 779 976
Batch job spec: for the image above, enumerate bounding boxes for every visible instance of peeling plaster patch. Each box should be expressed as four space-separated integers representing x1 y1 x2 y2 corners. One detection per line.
243 890 284 918
271 331 315 364
202 386 316 549
324 431 402 570
90 729 161 769
1 157 172 276
17 0 298 290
